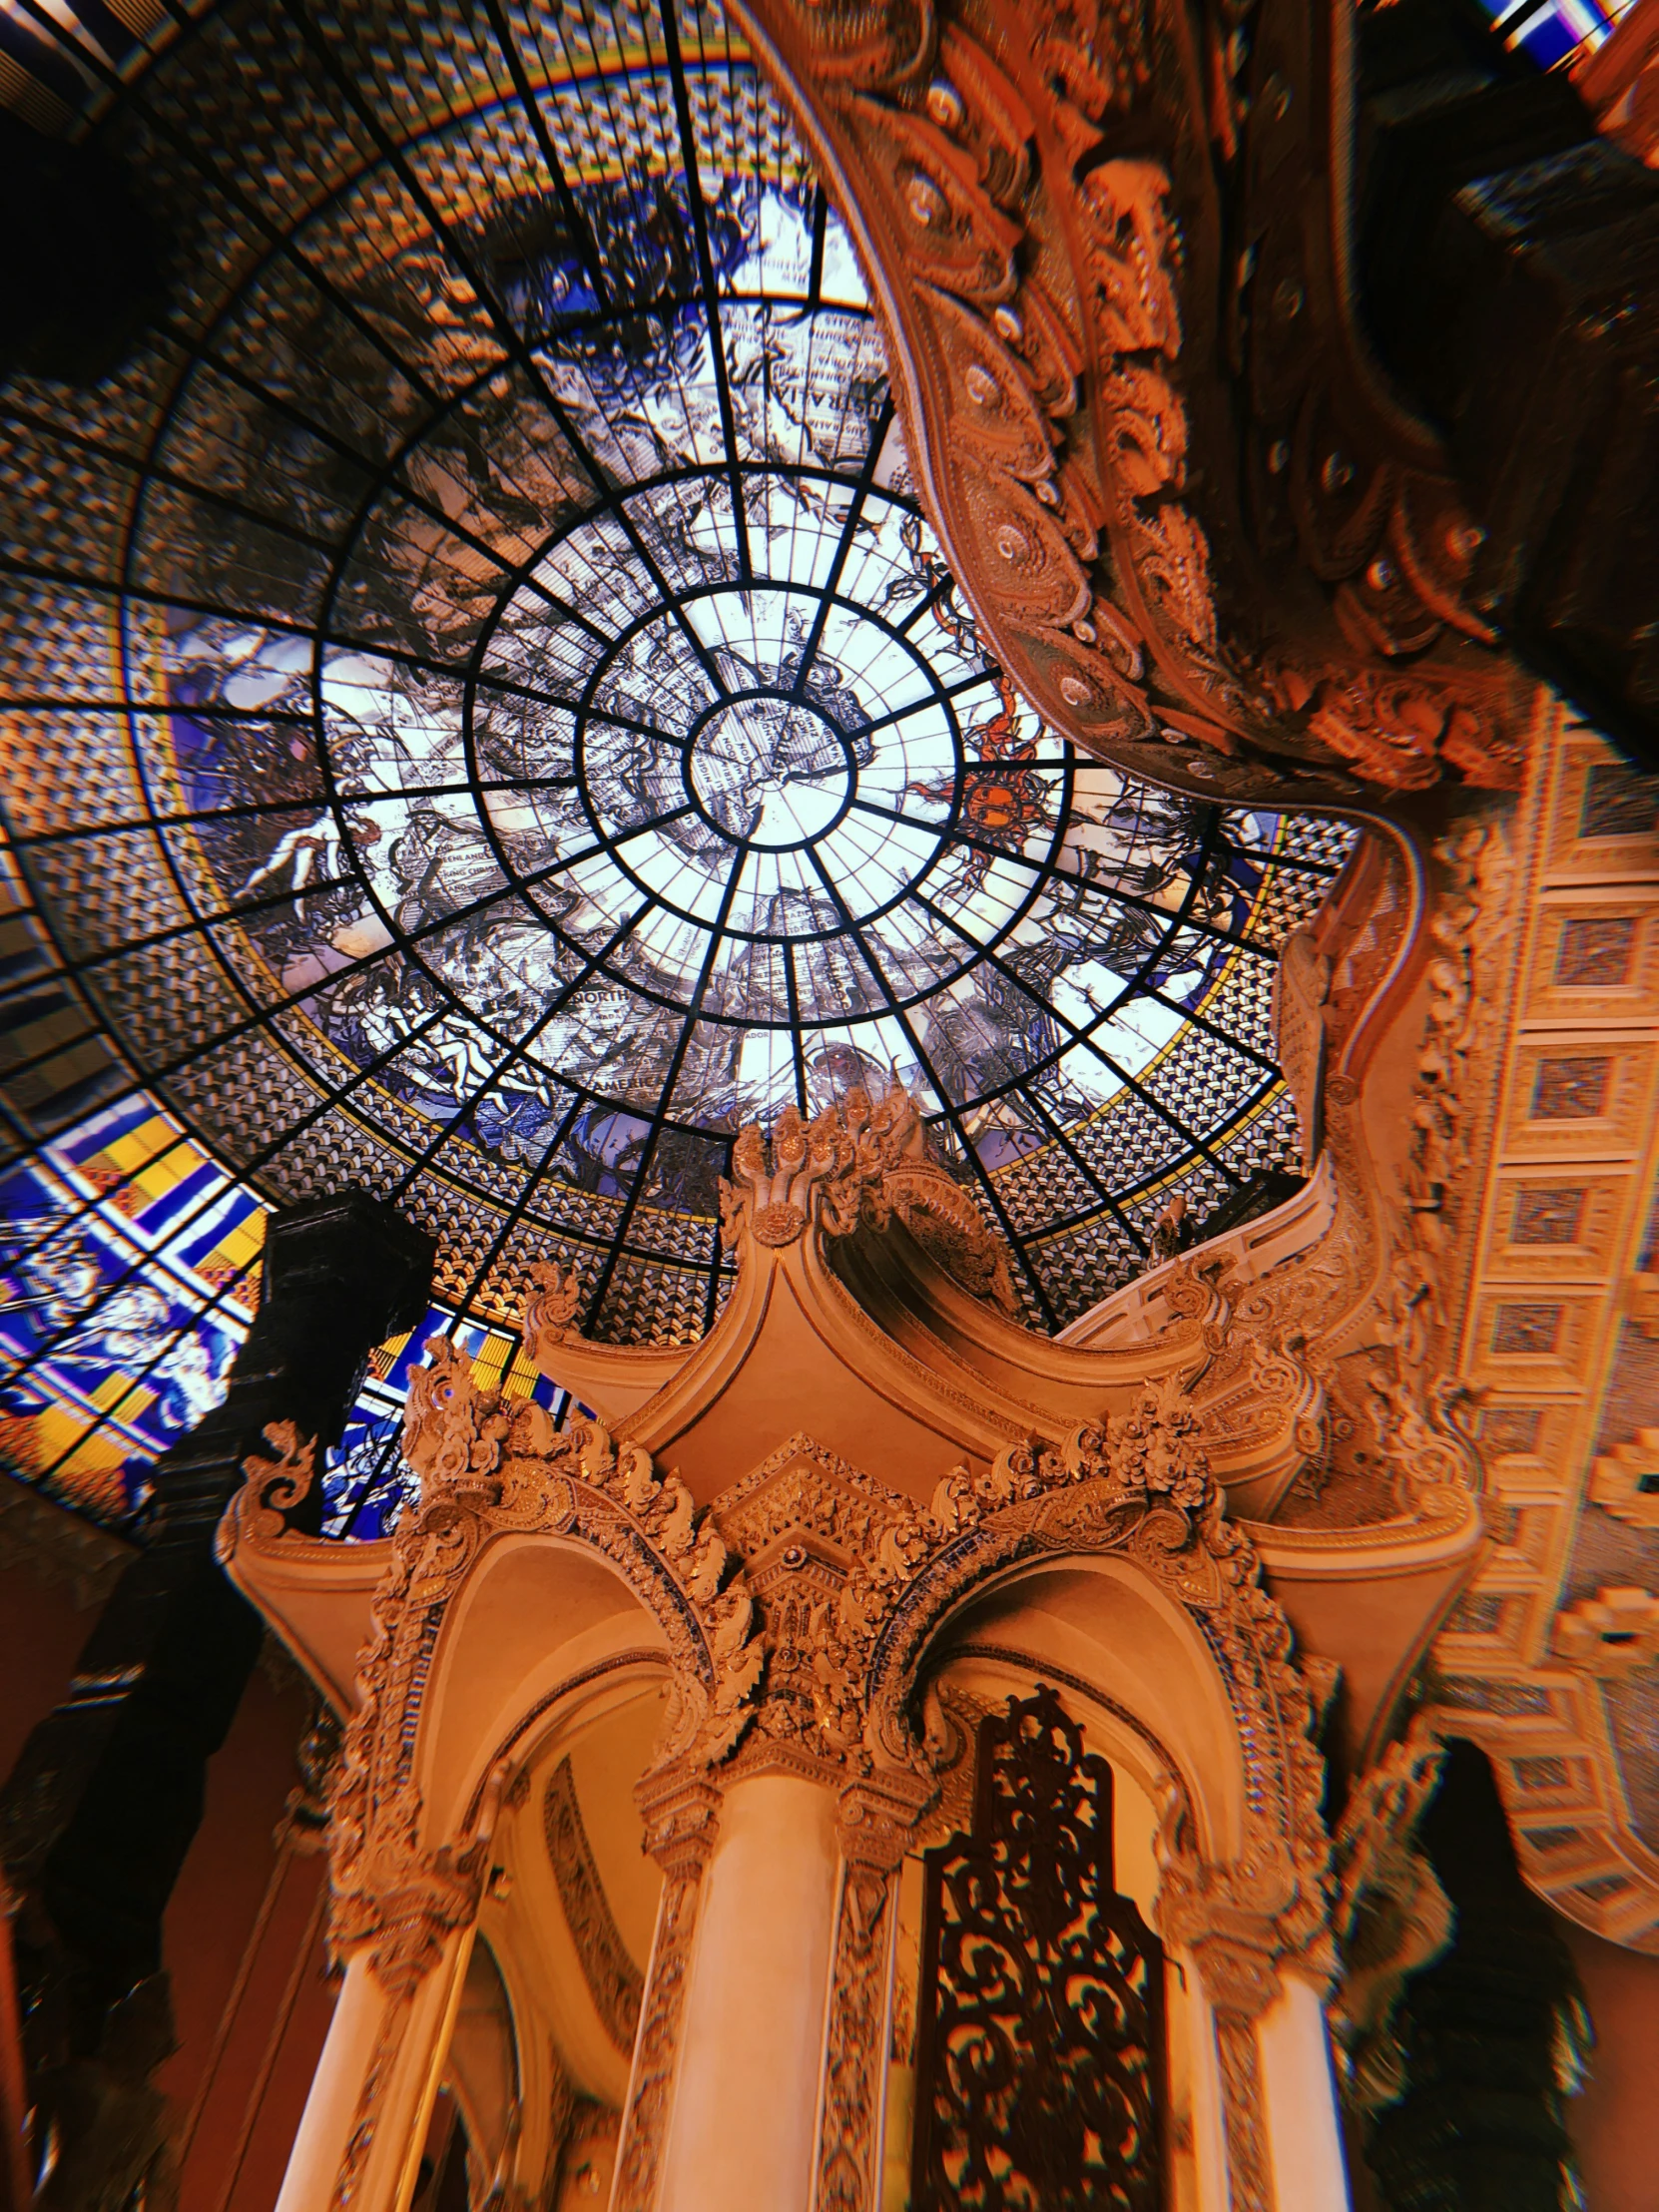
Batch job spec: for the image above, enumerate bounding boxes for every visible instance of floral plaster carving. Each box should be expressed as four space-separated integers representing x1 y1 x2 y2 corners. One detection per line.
717 1080 1020 1313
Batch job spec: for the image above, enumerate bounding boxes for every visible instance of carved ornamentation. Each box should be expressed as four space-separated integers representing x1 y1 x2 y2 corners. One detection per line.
521 1260 582 1348
1212 2016 1273 2212
543 1757 644 2054
250 1337 770 1999
728 0 1524 802
723 1380 1337 2028
909 1686 1166 2212
611 1772 724 2212
854 1389 1332 1991
1298 816 1511 1531
331 2003 406 2212
233 1419 318 1541
718 1081 1019 1313
287 1346 1329 2202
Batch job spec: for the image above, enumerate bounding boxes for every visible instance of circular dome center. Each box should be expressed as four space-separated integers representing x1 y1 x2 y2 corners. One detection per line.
688 694 852 848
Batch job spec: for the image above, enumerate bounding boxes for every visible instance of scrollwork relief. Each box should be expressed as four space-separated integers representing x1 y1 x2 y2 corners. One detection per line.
232 1337 771 2006
543 1758 644 2054
716 1080 1019 1313
730 0 1526 803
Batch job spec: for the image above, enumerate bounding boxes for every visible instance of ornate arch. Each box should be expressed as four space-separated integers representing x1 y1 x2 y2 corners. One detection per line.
643 1372 1336 2212
226 1345 1336 2212
222 1347 770 1999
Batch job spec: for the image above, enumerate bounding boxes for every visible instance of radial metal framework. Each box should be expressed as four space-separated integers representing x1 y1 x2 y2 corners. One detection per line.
0 0 1355 1529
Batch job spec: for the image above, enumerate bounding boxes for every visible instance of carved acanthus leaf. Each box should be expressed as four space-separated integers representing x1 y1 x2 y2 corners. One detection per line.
227 1418 318 1544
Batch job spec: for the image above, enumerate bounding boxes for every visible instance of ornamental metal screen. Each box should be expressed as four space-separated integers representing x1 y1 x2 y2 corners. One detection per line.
911 1685 1166 2212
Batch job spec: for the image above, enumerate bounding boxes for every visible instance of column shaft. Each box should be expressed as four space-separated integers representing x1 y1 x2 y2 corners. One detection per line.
657 1773 839 2212
276 1929 475 2212
1256 1974 1351 2212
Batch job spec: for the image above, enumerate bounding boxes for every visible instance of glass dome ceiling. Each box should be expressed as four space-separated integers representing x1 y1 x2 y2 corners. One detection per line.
0 0 1355 1442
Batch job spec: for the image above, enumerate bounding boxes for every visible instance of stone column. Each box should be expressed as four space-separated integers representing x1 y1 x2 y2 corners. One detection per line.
1256 1973 1351 2212
1186 1943 1349 2212
653 1766 842 2212
608 1753 932 2212
611 1771 724 2212
276 1925 476 2212
1175 1954 1233 2212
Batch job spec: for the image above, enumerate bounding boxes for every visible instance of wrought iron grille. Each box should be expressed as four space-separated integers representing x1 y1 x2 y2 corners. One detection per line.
911 1685 1166 2212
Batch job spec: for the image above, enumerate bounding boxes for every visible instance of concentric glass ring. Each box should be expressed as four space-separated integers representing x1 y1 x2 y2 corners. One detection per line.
0 0 1356 1440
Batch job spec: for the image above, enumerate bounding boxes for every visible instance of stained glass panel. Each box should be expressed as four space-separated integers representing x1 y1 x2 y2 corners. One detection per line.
1 0 1359 1532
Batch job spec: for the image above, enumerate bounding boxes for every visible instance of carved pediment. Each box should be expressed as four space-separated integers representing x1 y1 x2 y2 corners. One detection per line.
712 1432 916 1595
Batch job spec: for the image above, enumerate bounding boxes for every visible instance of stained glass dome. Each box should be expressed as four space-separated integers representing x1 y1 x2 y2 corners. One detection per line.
0 0 1355 1527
